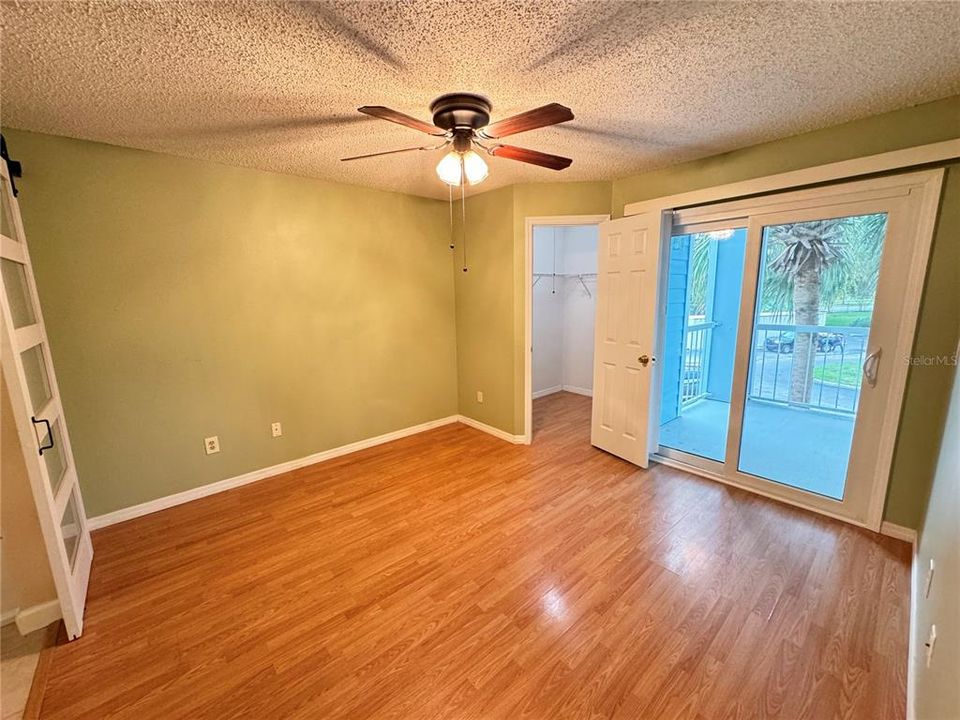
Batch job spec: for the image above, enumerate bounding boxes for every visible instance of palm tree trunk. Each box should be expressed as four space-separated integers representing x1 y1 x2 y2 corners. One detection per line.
790 263 820 404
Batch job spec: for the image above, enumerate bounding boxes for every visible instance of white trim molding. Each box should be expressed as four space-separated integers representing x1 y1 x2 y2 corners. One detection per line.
457 415 526 444
562 384 593 397
623 138 960 217
880 521 918 545
88 415 460 530
14 599 61 635
1 608 19 627
532 385 563 399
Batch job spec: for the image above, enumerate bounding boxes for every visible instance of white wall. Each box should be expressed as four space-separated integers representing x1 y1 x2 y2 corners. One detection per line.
912 355 959 720
532 225 598 398
559 225 597 394
532 227 564 395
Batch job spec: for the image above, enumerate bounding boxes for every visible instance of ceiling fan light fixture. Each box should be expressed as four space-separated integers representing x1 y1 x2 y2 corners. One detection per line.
462 150 488 186
436 151 462 186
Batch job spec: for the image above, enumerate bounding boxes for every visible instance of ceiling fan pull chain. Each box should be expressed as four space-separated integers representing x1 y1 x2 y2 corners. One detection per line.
461 170 468 272
448 183 454 249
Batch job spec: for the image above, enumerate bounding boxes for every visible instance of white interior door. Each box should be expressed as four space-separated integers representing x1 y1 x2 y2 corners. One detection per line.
591 211 668 466
0 159 92 639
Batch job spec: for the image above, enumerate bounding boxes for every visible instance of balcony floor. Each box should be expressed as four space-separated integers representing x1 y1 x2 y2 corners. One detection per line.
659 398 854 499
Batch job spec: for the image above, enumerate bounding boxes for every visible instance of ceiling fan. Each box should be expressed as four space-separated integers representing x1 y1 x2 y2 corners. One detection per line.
341 93 574 186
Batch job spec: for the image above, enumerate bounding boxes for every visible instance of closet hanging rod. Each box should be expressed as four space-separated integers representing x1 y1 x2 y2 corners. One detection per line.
531 272 597 278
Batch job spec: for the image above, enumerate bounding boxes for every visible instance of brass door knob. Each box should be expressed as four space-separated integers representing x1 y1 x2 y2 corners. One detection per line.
638 354 656 367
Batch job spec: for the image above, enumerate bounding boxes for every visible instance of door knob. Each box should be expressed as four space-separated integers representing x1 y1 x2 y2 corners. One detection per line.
638 354 656 367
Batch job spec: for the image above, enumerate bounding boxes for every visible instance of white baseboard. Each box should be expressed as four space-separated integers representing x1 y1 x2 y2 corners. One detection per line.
532 385 562 399
1 608 19 627
457 415 526 444
880 521 918 545
14 599 61 635
88 415 460 530
562 384 593 397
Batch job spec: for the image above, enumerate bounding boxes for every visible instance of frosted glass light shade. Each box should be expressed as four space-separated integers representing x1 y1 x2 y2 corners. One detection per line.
462 150 489 185
436 151 462 186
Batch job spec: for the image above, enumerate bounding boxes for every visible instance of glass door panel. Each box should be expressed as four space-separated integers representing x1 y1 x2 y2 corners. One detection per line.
1 257 37 327
738 213 887 499
41 418 68 495
60 489 82 570
21 343 53 412
659 227 746 461
0 175 17 240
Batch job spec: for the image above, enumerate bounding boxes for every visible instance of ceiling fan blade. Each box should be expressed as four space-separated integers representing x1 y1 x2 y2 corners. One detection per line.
479 103 574 139
341 145 433 161
357 106 445 136
488 144 573 171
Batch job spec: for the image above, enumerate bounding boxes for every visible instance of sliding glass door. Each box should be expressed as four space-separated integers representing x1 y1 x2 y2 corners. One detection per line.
736 212 886 499
655 171 942 528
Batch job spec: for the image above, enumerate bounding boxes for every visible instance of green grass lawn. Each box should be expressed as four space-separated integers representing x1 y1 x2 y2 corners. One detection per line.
814 363 862 387
825 311 872 327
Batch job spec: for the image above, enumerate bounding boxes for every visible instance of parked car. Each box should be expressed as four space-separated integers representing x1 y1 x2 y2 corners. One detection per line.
764 331 845 354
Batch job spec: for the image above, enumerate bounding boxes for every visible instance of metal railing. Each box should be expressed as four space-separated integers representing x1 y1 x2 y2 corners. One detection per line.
747 323 871 414
680 322 715 407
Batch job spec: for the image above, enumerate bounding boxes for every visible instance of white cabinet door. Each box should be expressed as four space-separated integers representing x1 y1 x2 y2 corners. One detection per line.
0 159 92 639
591 211 668 467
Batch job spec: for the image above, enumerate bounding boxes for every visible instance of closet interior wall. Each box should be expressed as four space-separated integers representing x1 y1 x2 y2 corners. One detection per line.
532 225 599 398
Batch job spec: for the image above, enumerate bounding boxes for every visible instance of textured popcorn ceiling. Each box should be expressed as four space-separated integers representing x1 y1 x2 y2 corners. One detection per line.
2 1 959 200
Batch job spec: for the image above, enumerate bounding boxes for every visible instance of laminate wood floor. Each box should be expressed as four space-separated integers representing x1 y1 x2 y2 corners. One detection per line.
40 392 910 719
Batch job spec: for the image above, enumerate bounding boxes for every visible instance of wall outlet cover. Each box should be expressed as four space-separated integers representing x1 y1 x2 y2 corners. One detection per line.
477 391 484 403
271 422 282 438
204 436 220 455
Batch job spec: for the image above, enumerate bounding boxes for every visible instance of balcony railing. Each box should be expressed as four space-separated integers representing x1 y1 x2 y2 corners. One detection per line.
747 323 870 415
680 322 715 407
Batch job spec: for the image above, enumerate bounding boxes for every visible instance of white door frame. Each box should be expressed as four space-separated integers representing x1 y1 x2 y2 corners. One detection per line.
523 215 609 443
647 169 944 531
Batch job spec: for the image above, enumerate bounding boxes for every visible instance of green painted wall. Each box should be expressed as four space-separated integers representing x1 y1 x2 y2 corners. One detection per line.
611 95 960 529
4 129 458 517
453 185 516 430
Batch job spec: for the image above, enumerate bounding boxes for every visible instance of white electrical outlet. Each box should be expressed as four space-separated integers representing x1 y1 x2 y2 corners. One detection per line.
926 624 937 668
271 422 282 438
204 436 220 455
925 558 935 598
477 391 484 403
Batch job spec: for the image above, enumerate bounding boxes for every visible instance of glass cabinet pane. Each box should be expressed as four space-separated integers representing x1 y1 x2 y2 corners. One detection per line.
1 258 37 328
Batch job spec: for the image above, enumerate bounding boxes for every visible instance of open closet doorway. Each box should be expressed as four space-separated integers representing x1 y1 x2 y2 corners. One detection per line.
524 215 608 443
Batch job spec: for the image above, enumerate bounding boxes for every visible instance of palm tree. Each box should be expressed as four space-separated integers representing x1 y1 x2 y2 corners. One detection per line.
768 220 844 404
